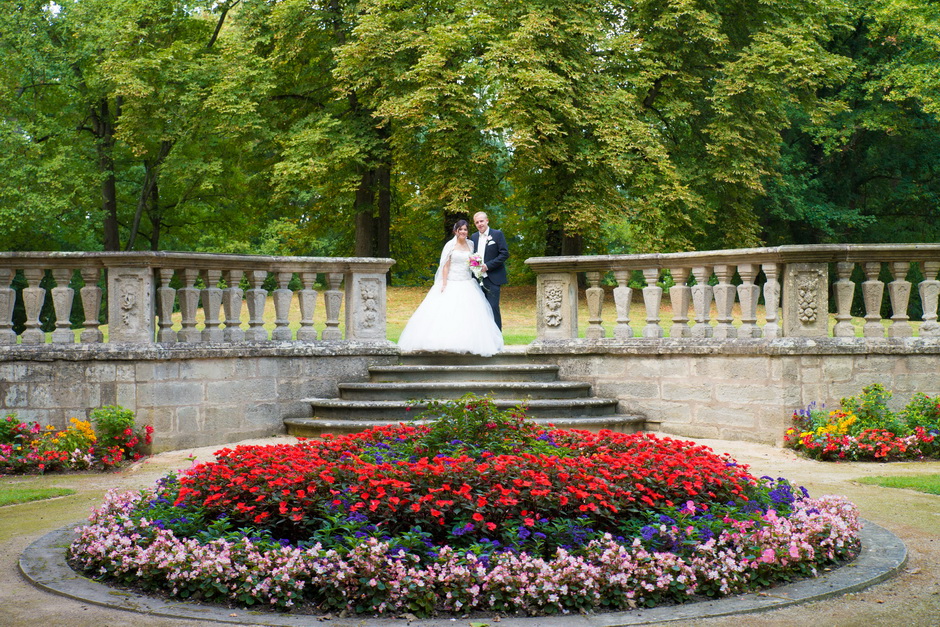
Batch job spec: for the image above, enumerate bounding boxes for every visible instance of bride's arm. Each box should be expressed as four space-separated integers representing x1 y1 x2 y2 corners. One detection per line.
440 257 450 291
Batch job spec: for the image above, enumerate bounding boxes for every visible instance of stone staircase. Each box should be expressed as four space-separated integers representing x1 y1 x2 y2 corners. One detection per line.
284 352 647 437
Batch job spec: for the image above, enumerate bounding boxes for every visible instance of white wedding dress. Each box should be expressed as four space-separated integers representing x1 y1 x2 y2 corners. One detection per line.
398 247 504 356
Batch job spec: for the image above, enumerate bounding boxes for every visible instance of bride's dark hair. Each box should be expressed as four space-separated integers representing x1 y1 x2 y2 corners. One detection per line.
452 219 469 233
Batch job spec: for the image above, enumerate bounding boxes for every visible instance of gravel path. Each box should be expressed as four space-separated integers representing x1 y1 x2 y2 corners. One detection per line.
2 434 938 627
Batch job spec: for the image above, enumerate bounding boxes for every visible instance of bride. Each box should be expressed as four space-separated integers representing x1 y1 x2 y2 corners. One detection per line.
398 220 504 356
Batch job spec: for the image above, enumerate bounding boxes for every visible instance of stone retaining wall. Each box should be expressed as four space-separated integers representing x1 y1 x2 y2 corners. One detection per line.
0 344 398 452
3 339 940 450
530 338 940 444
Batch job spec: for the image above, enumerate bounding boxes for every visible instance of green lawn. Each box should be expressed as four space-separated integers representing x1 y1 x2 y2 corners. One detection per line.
0 486 76 507
856 474 940 496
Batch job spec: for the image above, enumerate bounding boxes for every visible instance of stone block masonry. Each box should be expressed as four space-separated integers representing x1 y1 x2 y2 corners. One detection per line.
0 344 398 452
532 338 940 445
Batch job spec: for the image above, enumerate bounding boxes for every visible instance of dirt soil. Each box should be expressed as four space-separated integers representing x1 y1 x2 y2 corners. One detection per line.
2 434 938 627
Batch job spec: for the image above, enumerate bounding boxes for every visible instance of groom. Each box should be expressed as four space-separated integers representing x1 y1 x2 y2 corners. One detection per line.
470 211 510 330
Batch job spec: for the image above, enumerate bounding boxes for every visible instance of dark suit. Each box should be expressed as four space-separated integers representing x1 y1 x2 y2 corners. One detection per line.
470 228 509 330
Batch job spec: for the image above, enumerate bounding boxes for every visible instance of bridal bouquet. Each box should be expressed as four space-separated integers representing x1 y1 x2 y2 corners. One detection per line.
468 253 487 285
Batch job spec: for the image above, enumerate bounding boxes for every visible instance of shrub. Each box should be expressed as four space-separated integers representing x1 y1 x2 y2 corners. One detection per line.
0 408 152 474
786 385 940 461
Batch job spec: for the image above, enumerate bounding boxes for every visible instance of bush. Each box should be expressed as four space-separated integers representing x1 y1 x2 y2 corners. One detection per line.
0 407 153 475
786 385 940 461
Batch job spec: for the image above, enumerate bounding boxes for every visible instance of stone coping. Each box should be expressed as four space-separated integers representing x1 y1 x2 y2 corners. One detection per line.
20 519 905 626
5 337 940 363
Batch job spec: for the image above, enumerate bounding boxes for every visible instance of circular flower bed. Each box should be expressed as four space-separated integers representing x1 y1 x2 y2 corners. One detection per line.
70 397 862 617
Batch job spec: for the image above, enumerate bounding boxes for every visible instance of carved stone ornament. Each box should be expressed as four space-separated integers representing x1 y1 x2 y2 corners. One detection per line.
360 281 379 329
544 284 563 327
797 274 821 323
120 285 138 327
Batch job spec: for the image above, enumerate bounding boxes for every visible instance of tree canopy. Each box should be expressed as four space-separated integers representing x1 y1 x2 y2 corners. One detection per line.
1 0 937 282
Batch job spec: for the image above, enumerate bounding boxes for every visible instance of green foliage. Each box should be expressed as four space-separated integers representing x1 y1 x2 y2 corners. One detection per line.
90 405 152 459
839 384 904 435
409 394 570 459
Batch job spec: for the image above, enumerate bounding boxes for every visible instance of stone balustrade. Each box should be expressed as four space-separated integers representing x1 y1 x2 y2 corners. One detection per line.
525 244 940 342
0 252 394 346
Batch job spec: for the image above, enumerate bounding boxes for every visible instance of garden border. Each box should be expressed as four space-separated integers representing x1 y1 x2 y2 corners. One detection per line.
19 519 905 626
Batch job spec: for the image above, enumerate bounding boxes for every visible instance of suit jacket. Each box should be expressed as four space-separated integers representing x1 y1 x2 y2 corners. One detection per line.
470 228 509 286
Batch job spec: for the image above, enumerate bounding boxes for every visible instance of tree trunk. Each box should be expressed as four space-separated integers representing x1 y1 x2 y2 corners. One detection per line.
149 180 161 251
92 98 121 251
354 169 375 257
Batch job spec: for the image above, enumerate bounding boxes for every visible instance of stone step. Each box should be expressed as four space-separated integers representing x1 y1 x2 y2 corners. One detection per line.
302 397 620 421
396 349 534 366
368 364 560 383
285 414 646 438
338 381 591 401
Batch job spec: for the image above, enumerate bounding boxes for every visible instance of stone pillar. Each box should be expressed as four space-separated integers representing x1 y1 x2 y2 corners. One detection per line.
690 266 713 338
832 262 855 338
585 271 606 340
668 267 691 338
272 271 294 341
782 263 829 337
245 270 269 342
345 272 389 342
155 269 176 343
297 271 318 342
919 261 940 337
50 268 76 343
0 268 16 344
712 264 737 339
322 272 344 340
222 269 245 342
861 262 885 338
887 261 913 338
736 263 760 338
642 268 663 338
535 272 579 341
201 269 225 343
612 270 633 340
107 266 156 343
176 268 202 343
21 267 47 345
761 263 781 339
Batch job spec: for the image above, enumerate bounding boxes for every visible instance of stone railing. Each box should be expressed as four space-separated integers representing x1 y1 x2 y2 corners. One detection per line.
525 244 940 341
0 252 394 346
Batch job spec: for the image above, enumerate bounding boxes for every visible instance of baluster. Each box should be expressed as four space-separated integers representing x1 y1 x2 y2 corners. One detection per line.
322 272 344 340
297 271 319 341
887 261 913 337
761 263 781 339
736 264 760 338
50 268 76 343
712 265 737 339
919 261 940 337
222 269 245 342
862 262 885 338
21 267 46 344
642 268 663 338
177 268 202 343
78 268 103 343
690 266 714 338
272 271 294 341
612 270 633 340
245 270 269 341
668 267 691 338
585 271 606 339
201 269 224 342
832 262 855 338
156 269 177 343
0 268 16 344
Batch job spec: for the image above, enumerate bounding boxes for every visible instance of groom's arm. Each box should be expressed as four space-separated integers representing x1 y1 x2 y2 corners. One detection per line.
486 230 509 271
